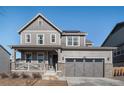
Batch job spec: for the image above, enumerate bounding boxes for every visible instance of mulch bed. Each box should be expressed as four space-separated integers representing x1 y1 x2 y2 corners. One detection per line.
0 79 68 86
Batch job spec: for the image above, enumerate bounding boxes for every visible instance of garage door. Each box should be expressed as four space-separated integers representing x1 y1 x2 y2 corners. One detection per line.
65 58 104 77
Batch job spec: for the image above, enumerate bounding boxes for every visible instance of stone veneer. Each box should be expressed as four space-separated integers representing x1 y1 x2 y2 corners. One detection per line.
57 63 65 77
104 63 113 78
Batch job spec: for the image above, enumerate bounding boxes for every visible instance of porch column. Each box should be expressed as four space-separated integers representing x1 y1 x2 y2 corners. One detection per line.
57 49 61 71
11 49 16 70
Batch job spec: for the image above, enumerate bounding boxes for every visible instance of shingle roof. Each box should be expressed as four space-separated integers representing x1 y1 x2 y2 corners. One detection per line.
0 45 11 55
62 30 87 36
10 45 116 51
102 22 124 46
18 13 62 34
63 30 81 33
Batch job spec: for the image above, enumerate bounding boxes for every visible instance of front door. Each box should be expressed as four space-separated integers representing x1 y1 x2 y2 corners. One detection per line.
48 54 58 70
49 55 53 68
53 55 58 70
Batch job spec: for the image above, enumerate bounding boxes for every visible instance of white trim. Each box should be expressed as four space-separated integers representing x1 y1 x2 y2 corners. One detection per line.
84 36 86 46
64 57 105 63
50 34 56 43
37 52 44 63
66 36 68 46
18 13 62 34
78 36 80 46
36 34 44 45
20 34 22 44
66 36 80 46
11 70 44 73
25 33 31 43
23 30 59 32
59 35 61 45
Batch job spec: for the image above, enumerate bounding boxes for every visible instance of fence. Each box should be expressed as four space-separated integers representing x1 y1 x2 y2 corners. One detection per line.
113 67 124 76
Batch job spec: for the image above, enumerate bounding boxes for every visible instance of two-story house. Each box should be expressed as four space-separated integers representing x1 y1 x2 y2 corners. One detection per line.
10 13 116 77
102 22 124 67
0 45 10 73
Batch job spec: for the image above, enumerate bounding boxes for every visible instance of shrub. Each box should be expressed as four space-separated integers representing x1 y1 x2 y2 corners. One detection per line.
32 73 42 79
0 73 9 79
21 73 30 79
10 73 20 79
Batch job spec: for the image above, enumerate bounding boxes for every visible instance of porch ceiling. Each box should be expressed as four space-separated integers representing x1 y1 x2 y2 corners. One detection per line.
10 45 61 51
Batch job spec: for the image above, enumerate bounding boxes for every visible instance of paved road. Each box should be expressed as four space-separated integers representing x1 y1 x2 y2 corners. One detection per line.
66 77 124 86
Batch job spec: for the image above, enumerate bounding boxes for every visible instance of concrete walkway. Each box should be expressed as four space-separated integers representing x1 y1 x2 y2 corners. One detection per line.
66 77 124 86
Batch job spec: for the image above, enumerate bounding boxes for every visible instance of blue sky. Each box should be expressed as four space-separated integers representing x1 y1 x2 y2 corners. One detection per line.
0 6 124 54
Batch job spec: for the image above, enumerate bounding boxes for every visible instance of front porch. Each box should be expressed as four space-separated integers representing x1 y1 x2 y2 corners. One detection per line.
10 45 62 73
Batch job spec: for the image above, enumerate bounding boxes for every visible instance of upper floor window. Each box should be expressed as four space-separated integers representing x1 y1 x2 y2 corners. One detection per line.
67 36 73 45
73 36 79 46
66 36 80 46
25 34 31 43
50 34 56 43
36 34 44 45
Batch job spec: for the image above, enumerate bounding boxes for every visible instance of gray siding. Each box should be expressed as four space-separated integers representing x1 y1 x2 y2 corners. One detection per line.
20 15 87 47
0 47 10 73
61 36 85 47
20 17 61 45
62 50 113 77
21 31 61 45
61 50 112 63
103 27 124 47
25 17 56 31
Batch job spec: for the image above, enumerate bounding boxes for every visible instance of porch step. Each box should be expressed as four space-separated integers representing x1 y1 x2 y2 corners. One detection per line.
42 71 59 80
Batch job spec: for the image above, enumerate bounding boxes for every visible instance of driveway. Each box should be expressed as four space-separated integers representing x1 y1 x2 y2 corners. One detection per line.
66 77 124 86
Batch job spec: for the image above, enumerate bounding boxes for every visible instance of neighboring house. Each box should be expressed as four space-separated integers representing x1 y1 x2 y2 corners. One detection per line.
102 22 124 67
0 45 10 73
10 13 116 77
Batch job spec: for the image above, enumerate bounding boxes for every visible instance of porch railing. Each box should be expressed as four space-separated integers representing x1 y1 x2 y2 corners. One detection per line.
11 60 46 72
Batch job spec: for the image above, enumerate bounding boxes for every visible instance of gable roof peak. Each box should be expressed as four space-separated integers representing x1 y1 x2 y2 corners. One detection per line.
18 13 62 34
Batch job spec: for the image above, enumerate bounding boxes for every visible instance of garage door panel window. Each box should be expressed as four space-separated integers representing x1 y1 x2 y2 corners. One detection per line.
95 59 104 62
66 58 74 62
66 58 104 62
76 58 83 62
85 59 93 62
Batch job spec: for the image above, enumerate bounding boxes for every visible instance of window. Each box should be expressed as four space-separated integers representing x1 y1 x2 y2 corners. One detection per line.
37 34 44 45
25 53 32 62
66 36 79 46
95 59 104 62
37 53 44 63
85 59 93 62
75 58 83 62
67 36 73 45
66 58 74 62
25 34 31 43
73 37 79 45
51 34 56 43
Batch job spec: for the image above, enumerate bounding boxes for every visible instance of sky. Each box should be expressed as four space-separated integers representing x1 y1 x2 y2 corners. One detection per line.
0 6 124 55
